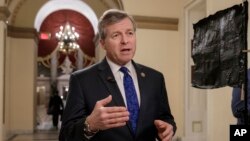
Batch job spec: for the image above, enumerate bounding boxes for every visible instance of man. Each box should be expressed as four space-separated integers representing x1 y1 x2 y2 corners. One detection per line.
231 69 250 125
48 90 64 129
59 9 176 141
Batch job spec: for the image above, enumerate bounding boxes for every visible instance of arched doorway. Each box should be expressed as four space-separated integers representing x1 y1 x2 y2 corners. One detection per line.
34 0 97 130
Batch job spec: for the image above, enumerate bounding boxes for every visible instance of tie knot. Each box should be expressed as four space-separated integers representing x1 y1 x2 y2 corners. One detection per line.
120 67 129 74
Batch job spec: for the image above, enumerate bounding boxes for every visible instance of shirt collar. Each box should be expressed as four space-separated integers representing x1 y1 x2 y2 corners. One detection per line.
106 57 133 73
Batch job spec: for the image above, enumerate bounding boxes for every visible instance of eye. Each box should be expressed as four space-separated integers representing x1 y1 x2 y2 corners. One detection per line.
127 31 134 36
111 33 119 39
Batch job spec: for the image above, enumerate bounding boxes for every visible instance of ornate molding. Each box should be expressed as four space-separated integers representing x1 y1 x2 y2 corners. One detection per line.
100 0 124 9
0 6 10 21
7 25 39 42
114 0 124 10
9 0 27 25
133 15 179 31
6 0 11 6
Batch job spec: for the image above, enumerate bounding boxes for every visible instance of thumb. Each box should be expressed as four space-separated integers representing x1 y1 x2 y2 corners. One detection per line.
96 95 112 108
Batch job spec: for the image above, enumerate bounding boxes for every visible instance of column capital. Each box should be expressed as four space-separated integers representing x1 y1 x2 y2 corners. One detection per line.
0 6 10 22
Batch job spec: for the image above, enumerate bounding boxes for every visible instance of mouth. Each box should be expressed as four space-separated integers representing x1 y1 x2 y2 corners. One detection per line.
121 48 131 52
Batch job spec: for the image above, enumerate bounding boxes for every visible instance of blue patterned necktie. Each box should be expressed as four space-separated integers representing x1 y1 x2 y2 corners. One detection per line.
120 67 139 134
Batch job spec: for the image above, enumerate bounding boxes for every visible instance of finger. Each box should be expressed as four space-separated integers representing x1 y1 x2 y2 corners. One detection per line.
163 125 173 136
105 121 127 129
105 116 129 124
105 110 129 118
154 120 174 140
105 106 128 113
154 120 162 126
98 110 129 123
162 127 173 138
162 131 173 141
154 120 166 131
158 130 172 141
96 95 112 107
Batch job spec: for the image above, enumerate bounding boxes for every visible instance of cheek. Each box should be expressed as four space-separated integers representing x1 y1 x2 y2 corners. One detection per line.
104 41 121 55
112 48 120 56
106 46 118 56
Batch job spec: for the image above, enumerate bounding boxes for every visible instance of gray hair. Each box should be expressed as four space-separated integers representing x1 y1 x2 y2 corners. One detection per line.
98 9 136 40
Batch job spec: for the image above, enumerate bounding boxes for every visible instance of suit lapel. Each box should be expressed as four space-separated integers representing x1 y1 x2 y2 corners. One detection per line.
97 59 126 107
132 61 148 137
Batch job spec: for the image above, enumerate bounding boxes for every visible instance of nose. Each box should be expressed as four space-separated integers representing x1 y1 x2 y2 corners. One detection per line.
121 34 128 45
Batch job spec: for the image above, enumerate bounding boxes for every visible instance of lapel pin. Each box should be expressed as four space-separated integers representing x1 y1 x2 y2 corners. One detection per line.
107 76 115 82
141 72 146 77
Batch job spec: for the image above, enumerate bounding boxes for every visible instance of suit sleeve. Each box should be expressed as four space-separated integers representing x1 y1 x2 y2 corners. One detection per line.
59 74 89 141
231 87 245 118
159 74 177 134
231 88 250 118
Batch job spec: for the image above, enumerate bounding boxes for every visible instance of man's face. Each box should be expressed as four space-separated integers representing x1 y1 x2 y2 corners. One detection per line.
100 17 136 66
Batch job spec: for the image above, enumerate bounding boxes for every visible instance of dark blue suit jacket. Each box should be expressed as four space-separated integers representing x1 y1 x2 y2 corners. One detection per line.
231 69 250 125
59 59 176 141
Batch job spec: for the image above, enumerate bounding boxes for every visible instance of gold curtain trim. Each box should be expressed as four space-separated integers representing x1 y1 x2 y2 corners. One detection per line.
38 50 96 68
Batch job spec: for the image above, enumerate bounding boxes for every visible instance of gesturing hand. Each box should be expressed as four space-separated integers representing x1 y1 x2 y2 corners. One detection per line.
86 95 129 131
154 120 174 141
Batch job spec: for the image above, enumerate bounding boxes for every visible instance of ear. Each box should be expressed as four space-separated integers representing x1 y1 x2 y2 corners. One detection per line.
99 39 106 50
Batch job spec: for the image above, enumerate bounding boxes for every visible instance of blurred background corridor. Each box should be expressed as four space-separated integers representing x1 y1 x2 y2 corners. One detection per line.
9 130 59 141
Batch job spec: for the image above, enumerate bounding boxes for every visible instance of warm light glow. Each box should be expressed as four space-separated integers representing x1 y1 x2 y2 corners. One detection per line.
55 22 80 53
39 32 51 40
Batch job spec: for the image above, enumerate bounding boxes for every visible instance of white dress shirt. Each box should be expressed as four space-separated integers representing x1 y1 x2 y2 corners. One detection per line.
106 57 141 106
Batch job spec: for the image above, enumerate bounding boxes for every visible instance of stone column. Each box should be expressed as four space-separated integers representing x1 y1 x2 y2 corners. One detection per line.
77 49 84 70
50 49 58 84
0 4 10 141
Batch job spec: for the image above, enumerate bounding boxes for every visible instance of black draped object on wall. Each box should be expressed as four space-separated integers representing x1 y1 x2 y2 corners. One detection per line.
191 1 248 89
